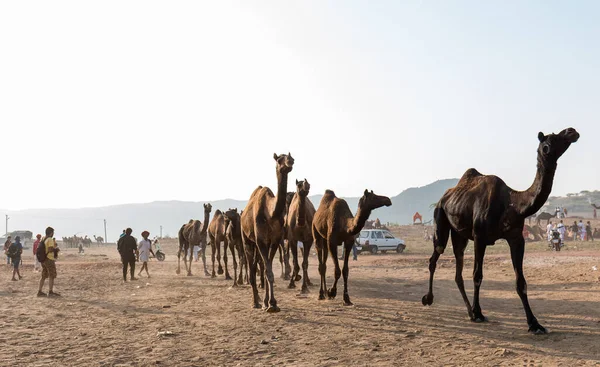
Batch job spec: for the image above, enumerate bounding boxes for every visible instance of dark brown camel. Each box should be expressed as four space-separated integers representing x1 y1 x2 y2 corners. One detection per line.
286 179 316 292
241 153 294 312
177 203 212 276
535 212 555 226
313 189 392 305
224 208 248 286
277 192 295 281
208 210 230 279
423 128 579 334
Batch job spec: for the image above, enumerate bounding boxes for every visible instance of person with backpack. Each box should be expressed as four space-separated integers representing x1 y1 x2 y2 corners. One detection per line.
7 236 23 281
32 234 42 272
38 227 60 297
117 228 138 282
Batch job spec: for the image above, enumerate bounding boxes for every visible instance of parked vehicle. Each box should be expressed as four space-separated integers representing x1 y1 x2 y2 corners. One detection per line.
355 229 406 254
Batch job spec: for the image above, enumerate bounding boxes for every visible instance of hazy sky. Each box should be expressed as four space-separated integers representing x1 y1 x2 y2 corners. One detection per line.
1 1 598 211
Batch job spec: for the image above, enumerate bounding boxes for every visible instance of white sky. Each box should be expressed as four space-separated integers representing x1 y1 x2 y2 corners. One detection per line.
1 1 598 210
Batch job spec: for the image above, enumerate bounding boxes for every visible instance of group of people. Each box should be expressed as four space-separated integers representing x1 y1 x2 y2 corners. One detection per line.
117 228 155 282
546 219 595 242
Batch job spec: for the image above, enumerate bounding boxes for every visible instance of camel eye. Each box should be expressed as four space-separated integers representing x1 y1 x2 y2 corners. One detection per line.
542 144 550 154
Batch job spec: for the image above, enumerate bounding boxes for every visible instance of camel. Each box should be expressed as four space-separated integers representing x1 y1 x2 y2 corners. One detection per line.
241 153 294 312
422 128 579 334
208 210 230 279
223 208 248 286
286 179 316 292
93 235 104 245
535 212 554 226
525 224 545 242
313 189 392 305
177 203 212 276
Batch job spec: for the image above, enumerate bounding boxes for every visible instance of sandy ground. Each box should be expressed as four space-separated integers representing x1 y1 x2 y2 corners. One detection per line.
2 235 600 367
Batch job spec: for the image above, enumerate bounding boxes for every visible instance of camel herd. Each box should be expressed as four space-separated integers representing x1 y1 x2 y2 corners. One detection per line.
175 128 579 334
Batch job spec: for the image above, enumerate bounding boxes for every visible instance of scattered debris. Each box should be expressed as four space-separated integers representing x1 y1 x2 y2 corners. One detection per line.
592 266 597 271
260 339 269 345
162 305 171 309
157 331 175 337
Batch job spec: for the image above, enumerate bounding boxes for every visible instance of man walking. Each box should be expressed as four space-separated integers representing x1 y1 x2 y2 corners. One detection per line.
117 228 138 282
586 221 594 241
32 234 42 272
38 227 60 297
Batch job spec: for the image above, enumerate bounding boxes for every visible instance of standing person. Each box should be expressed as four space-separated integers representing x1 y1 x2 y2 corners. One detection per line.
578 220 586 241
8 236 23 281
571 221 579 241
546 221 553 241
193 244 200 262
586 221 594 241
4 236 12 265
38 227 60 297
557 220 566 242
117 228 138 282
119 229 126 239
137 231 154 278
32 234 42 272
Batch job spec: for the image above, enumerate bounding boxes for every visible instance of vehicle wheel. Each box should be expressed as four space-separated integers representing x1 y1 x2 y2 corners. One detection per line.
370 246 378 255
157 252 166 261
396 245 405 254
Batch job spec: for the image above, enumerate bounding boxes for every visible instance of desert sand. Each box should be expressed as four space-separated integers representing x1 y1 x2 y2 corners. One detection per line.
1 224 600 366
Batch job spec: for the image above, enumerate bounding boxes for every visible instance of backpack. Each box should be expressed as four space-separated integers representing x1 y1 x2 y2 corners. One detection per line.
6 244 18 258
36 238 47 263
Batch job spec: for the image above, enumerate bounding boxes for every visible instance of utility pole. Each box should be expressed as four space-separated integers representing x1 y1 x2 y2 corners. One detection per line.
160 225 163 239
5 215 9 237
104 219 107 245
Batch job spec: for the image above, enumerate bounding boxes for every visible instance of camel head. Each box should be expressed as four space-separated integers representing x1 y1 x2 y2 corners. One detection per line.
359 189 392 211
203 203 212 213
537 127 579 162
273 152 294 174
295 179 311 197
224 208 239 222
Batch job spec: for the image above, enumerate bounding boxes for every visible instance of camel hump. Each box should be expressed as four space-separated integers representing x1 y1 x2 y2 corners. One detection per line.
324 189 336 196
461 168 482 180
193 220 202 231
215 209 222 215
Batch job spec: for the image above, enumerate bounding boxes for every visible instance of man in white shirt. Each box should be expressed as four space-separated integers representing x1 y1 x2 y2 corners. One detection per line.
546 221 554 241
137 230 154 278
557 220 566 241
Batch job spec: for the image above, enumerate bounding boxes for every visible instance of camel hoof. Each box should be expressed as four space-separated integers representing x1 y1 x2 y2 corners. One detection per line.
327 289 337 299
422 294 434 306
318 294 326 300
232 282 238 288
288 282 296 289
307 280 314 286
252 303 261 309
294 274 302 282
528 322 548 334
225 275 232 280
187 272 192 277
204 271 211 277
176 269 181 275
301 287 309 294
343 301 354 306
211 273 216 278
217 268 224 275
471 315 488 323
266 305 280 313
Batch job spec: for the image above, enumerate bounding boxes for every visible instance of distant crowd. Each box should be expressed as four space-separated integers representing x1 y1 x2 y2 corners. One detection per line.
544 219 595 242
3 226 160 296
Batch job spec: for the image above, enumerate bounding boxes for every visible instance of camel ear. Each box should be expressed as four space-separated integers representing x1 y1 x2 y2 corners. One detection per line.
371 190 374 194
364 189 369 196
273 153 278 161
538 132 546 142
296 179 299 185
304 178 307 183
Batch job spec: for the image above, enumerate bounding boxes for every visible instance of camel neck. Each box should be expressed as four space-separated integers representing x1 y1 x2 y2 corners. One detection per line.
347 205 372 236
297 194 307 227
272 170 289 219
514 156 557 218
201 210 210 233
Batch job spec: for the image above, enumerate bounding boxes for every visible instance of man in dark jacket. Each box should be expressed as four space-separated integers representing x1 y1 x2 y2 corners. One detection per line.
117 228 138 282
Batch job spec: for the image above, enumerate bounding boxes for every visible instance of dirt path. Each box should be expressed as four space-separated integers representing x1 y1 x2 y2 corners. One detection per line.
2 245 600 366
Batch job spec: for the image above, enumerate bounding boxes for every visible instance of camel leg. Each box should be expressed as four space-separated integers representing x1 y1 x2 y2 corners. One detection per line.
341 240 353 305
288 239 300 289
260 243 280 312
217 238 224 275
450 230 473 319
209 235 217 278
223 237 232 280
243 235 261 309
283 240 291 280
327 237 341 300
200 242 210 276
187 245 193 276
176 244 183 275
258 253 265 289
230 240 238 286
236 244 246 285
278 242 285 279
315 232 327 300
471 236 488 322
422 207 450 306
508 236 547 334
301 240 313 293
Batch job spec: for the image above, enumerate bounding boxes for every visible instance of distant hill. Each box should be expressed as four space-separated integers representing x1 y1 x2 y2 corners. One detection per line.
1 179 461 241
542 190 600 216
